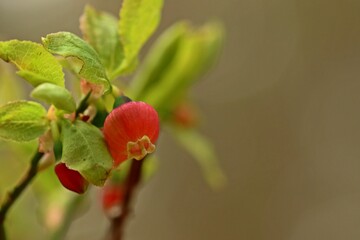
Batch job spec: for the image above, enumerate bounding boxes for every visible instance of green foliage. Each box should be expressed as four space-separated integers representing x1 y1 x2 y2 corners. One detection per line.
0 101 48 142
80 5 125 80
42 32 111 94
128 22 187 102
0 2 225 237
60 120 113 186
0 62 24 105
0 40 64 87
118 0 164 73
129 21 224 115
171 127 226 190
31 83 76 113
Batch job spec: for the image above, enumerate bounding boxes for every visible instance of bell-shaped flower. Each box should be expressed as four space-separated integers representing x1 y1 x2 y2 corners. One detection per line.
103 101 160 166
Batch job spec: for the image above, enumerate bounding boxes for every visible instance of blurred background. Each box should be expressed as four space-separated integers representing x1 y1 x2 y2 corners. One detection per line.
1 0 360 239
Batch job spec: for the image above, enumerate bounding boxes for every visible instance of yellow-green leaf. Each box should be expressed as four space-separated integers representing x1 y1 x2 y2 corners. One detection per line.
80 5 125 80
0 40 64 87
171 127 227 190
31 83 76 113
144 24 222 107
128 22 188 101
42 32 111 94
130 22 224 113
61 120 113 186
0 62 24 105
117 0 164 73
0 101 48 142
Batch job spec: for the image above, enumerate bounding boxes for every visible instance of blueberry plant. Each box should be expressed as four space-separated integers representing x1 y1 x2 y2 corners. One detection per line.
0 1 225 239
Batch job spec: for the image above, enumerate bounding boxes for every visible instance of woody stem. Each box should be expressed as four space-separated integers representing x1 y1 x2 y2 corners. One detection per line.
109 158 144 240
0 150 43 240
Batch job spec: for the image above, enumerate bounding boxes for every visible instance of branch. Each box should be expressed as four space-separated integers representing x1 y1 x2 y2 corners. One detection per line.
0 150 43 239
109 159 144 240
0 92 94 240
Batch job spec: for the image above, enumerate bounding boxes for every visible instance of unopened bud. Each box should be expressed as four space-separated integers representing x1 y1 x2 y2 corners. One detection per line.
55 163 89 194
102 183 124 218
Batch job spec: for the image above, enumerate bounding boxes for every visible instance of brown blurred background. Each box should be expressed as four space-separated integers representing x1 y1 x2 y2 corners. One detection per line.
1 0 360 239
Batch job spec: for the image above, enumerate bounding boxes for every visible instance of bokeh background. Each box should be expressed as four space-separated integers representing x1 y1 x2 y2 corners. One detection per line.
1 0 360 239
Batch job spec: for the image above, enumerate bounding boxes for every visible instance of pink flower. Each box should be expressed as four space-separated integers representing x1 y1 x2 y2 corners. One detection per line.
103 102 160 166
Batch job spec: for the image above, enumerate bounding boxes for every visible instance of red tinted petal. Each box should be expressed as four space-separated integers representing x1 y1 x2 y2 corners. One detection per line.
55 163 89 194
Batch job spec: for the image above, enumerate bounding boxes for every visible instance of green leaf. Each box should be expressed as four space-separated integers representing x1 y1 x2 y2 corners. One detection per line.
128 22 188 101
129 22 224 112
61 120 113 186
170 127 227 190
0 62 25 105
80 5 125 80
117 0 164 73
0 40 64 87
31 83 76 113
0 101 48 142
42 32 111 94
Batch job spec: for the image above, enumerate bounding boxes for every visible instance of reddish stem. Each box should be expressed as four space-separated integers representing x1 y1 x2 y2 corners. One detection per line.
109 159 144 240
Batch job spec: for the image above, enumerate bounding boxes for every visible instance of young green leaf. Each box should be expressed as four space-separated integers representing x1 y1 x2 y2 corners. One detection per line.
144 24 222 108
0 62 25 105
80 5 125 80
0 101 48 142
0 40 64 87
129 22 224 112
61 120 113 186
170 127 227 190
117 0 164 73
31 83 76 113
128 22 188 101
42 32 111 94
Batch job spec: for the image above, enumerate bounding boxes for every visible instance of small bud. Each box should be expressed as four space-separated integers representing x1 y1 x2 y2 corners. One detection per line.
172 102 198 128
80 79 104 99
39 130 54 154
103 101 160 166
83 104 97 122
80 114 90 122
102 183 124 218
55 163 89 194
47 105 57 121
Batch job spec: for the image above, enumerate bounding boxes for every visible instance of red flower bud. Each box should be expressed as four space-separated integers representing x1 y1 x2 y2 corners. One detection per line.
55 163 89 194
172 102 198 128
103 101 160 166
102 184 124 218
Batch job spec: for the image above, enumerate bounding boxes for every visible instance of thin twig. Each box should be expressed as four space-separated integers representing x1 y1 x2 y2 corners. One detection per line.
109 159 144 240
0 150 43 240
